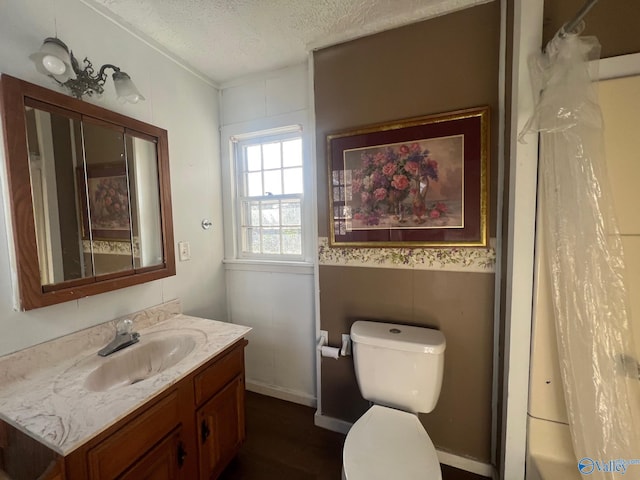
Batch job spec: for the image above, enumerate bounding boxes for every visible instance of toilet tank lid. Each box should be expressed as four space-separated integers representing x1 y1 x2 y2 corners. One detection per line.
351 321 446 354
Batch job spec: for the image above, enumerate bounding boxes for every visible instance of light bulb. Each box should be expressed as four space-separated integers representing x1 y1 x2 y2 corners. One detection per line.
30 38 73 82
42 54 67 75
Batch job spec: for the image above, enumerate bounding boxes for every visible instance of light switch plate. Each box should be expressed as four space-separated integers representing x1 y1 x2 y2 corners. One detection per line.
178 241 191 261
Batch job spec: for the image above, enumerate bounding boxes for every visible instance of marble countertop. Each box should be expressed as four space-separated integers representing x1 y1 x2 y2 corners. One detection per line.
0 310 251 456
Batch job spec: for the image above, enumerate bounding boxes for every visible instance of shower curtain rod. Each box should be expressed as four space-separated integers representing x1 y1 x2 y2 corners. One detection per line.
559 0 599 38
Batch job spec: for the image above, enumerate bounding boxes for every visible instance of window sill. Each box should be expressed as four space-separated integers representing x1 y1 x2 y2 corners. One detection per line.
223 259 314 275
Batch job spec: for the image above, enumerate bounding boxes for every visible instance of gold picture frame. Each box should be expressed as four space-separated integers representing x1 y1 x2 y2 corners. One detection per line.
327 106 489 248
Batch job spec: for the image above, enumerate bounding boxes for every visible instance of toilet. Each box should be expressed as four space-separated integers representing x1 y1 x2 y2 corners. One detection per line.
342 320 446 480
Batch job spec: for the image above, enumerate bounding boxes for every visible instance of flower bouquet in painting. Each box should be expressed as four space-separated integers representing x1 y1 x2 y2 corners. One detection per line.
344 137 463 230
89 176 131 231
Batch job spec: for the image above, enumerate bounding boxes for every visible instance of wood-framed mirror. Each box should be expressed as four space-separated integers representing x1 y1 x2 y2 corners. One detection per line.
0 74 175 310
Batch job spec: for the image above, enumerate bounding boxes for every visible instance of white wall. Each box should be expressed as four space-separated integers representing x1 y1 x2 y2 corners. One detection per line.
0 0 225 356
220 64 317 406
226 265 315 406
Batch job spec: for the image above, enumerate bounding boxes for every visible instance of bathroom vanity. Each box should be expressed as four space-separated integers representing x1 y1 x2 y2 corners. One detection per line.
0 302 251 480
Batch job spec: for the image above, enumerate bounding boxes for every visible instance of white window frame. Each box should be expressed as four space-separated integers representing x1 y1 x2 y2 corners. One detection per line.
220 114 314 266
233 127 305 261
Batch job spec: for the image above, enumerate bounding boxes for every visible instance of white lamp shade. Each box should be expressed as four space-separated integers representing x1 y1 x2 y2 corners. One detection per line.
112 71 145 103
29 38 74 82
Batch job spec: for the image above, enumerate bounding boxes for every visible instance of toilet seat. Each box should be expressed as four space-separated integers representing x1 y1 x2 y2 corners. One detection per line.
343 405 442 480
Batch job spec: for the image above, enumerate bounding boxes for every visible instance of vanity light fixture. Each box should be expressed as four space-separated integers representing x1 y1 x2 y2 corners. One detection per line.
29 37 145 103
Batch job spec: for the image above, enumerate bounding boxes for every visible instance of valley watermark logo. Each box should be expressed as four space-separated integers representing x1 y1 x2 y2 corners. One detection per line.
578 457 640 475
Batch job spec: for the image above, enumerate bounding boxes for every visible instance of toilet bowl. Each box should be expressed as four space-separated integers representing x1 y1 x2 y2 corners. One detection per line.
342 405 441 480
342 321 446 479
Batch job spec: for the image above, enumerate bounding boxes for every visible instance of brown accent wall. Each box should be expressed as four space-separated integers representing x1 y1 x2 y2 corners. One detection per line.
543 0 640 58
315 2 501 239
320 267 495 460
51 116 83 279
314 2 501 463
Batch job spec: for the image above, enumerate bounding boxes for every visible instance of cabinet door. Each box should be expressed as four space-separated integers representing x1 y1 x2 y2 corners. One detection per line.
87 391 181 479
119 427 185 480
197 376 245 480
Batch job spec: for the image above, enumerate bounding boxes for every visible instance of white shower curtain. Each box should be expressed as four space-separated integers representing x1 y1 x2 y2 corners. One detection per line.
521 29 640 478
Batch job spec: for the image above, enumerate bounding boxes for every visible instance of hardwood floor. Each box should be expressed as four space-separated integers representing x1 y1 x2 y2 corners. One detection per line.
219 391 490 480
219 391 343 480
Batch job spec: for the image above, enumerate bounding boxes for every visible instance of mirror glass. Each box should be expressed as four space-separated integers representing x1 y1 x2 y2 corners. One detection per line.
25 106 89 285
24 108 165 286
126 133 164 270
1 74 175 310
81 120 133 277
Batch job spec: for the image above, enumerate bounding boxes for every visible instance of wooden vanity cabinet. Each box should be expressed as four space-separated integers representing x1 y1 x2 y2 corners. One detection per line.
118 427 183 480
84 390 184 480
197 376 245 480
63 339 247 480
194 339 246 479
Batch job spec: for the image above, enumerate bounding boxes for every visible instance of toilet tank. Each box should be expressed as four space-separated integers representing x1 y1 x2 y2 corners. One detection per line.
351 321 446 414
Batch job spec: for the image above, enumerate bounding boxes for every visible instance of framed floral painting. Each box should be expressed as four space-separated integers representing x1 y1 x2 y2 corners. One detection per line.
77 162 132 241
327 107 489 247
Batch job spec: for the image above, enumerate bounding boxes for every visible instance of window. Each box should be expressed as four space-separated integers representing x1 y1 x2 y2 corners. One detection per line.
235 130 304 259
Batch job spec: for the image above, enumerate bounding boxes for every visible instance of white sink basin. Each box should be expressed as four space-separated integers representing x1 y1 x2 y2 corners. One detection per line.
84 334 198 392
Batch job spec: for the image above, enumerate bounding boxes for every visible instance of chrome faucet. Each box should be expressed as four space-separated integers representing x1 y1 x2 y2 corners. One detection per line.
98 319 140 357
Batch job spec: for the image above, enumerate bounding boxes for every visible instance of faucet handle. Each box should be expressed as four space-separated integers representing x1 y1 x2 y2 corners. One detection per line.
116 318 134 335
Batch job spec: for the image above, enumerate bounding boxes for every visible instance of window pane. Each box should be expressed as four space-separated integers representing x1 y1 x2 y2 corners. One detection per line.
263 170 282 195
249 202 260 226
282 228 302 255
246 145 262 171
251 229 261 253
247 172 262 196
262 143 281 170
283 167 303 194
282 139 302 167
281 200 301 226
242 227 261 254
261 201 280 226
262 228 281 254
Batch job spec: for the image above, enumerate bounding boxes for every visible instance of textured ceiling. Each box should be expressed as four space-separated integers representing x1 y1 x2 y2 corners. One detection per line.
83 0 491 85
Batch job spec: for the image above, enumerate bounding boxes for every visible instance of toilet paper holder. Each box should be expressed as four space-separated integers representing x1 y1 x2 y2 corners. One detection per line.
317 331 351 358
340 333 352 356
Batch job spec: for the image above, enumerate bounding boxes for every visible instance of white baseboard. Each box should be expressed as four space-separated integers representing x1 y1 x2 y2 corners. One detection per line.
245 380 317 408
313 412 495 478
436 449 495 478
314 411 352 434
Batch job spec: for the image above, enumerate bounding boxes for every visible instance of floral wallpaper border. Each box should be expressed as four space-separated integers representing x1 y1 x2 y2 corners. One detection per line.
318 237 496 273
82 239 140 257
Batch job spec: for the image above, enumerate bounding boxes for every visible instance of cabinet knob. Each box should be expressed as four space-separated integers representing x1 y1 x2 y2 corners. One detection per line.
201 419 210 444
177 442 187 468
